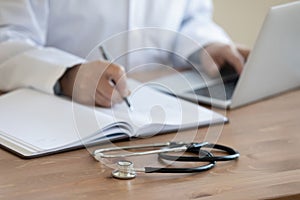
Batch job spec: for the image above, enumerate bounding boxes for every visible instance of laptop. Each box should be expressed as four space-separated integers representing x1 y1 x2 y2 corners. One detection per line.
151 2 300 109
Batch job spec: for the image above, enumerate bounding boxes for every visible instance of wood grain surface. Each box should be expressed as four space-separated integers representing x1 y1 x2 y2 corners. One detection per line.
0 75 299 200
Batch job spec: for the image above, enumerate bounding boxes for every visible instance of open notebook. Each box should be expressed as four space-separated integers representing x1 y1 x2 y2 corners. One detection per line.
0 79 227 158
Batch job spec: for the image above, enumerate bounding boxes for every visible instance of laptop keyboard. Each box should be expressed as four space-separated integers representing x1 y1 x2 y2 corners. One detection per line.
190 77 239 100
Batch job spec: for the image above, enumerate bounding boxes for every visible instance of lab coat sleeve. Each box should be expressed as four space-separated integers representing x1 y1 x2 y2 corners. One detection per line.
0 0 84 94
175 0 232 59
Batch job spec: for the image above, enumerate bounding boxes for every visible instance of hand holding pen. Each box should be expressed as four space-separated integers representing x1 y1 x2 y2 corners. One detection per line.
59 51 130 108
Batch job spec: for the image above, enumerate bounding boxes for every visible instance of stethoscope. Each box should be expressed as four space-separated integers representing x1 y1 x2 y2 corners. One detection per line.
93 142 239 179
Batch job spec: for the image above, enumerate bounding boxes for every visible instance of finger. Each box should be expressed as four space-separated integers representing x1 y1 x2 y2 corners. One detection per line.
105 64 130 97
236 44 251 61
97 79 123 104
223 47 245 75
200 50 220 77
95 91 112 108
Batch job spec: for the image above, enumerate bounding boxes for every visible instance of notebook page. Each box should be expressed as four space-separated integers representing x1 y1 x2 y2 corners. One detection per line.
97 79 227 137
0 89 122 150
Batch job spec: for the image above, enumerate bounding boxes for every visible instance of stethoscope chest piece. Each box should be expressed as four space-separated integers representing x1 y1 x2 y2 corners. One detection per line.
112 160 136 179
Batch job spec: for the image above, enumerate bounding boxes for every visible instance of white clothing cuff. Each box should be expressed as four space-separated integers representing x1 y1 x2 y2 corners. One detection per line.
0 47 85 94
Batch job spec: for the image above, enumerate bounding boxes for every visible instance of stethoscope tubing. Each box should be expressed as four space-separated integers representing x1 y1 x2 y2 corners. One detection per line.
159 143 240 162
144 163 215 173
145 149 216 173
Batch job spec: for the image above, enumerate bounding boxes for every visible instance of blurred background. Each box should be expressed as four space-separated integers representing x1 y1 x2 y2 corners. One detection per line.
213 0 299 48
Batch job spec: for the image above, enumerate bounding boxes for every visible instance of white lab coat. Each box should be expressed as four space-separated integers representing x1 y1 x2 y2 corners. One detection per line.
0 0 231 94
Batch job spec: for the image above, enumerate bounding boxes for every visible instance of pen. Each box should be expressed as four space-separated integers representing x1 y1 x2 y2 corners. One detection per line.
99 46 133 111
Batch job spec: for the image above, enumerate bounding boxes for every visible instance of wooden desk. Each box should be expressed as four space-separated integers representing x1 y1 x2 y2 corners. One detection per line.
0 84 299 199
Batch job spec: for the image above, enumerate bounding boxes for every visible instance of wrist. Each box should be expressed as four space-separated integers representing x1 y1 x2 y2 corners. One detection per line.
59 64 81 97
